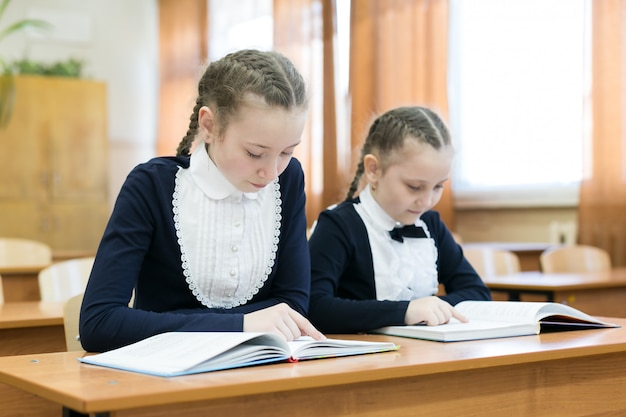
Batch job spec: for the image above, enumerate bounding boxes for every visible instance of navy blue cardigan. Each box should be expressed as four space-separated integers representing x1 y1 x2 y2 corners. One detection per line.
80 156 310 352
308 201 492 334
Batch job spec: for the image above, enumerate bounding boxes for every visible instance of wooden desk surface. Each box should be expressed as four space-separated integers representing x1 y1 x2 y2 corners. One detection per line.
0 264 50 274
463 241 559 271
0 301 64 329
482 267 626 291
1 320 626 417
0 264 48 302
483 268 626 318
463 241 555 253
0 301 66 357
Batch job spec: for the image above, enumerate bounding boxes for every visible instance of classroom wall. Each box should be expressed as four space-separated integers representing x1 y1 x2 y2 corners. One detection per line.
2 0 575 245
1 0 159 209
456 207 578 244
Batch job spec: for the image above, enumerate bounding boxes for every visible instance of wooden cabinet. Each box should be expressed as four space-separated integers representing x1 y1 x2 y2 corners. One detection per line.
0 75 109 251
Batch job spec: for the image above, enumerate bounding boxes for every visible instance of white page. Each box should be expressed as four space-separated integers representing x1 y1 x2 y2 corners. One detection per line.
82 332 277 375
455 301 613 326
287 336 397 359
455 301 553 324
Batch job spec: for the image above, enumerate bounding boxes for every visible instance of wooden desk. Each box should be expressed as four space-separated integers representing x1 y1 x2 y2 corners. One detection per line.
0 301 66 356
52 249 96 262
1 321 626 417
0 264 49 301
483 268 626 317
463 242 556 271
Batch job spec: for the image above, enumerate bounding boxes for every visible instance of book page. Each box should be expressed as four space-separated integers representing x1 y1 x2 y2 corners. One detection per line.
80 332 283 375
455 301 551 324
534 303 617 326
375 319 539 342
287 336 398 360
456 301 617 326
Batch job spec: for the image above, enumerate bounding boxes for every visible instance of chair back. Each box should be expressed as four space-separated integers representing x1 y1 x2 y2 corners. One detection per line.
38 257 95 302
0 274 4 303
64 292 85 351
539 245 611 273
0 237 52 267
463 247 521 277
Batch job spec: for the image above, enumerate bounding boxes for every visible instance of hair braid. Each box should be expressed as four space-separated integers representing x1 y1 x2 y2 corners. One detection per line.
174 49 308 156
346 106 452 199
176 97 204 156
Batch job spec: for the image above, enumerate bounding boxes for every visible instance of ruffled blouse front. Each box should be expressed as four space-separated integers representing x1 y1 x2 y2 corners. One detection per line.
173 145 281 308
354 185 439 301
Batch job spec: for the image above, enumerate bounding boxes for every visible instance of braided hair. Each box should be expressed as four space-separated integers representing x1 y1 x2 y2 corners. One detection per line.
345 106 452 200
176 49 308 156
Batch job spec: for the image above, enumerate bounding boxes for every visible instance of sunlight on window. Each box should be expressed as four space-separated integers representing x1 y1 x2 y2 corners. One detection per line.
448 0 590 208
207 0 273 61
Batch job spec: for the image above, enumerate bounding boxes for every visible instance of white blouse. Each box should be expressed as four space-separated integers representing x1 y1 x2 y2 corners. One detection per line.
173 144 281 308
354 185 439 301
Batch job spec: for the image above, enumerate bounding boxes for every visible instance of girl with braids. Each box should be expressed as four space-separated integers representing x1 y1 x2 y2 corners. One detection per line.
80 49 323 352
308 106 491 334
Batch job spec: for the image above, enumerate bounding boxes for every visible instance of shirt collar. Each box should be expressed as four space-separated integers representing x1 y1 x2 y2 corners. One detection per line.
189 143 258 200
357 184 402 231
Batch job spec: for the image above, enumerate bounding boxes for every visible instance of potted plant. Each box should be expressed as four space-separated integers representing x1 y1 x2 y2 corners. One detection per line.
0 0 50 127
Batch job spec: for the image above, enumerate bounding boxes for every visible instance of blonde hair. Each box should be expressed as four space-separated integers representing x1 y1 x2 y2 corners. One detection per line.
346 106 451 200
176 49 308 156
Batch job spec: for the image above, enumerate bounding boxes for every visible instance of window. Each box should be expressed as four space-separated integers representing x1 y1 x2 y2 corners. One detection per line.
448 0 590 208
207 0 273 61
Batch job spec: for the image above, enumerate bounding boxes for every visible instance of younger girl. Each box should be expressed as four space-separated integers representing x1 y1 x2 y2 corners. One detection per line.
308 106 491 334
80 49 323 352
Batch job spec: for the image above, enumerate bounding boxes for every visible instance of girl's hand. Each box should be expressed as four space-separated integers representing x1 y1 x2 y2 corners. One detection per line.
405 296 468 326
243 303 326 341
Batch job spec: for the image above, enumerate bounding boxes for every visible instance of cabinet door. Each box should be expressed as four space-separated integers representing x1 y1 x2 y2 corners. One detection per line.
0 76 109 252
46 202 109 250
0 77 49 201
0 202 48 240
45 78 108 202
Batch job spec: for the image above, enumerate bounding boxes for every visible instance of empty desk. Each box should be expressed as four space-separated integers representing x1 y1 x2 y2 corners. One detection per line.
0 264 49 302
482 268 626 317
0 301 66 356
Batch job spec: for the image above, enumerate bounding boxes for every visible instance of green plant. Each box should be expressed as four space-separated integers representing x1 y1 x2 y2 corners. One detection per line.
11 57 84 77
0 0 51 127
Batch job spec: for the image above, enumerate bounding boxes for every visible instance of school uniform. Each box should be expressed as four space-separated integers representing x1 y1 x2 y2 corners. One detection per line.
80 145 310 352
308 185 492 334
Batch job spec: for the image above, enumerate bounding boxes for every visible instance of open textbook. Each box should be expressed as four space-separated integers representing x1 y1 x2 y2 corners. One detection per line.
78 332 398 377
374 301 620 342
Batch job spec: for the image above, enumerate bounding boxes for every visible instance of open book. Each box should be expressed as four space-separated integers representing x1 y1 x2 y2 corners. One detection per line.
374 301 620 342
78 332 398 377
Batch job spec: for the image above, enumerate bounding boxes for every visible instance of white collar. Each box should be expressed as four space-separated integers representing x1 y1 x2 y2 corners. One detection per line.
189 144 258 200
357 184 405 231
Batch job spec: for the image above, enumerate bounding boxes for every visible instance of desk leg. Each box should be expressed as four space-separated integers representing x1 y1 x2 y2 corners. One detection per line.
500 290 555 302
62 407 109 417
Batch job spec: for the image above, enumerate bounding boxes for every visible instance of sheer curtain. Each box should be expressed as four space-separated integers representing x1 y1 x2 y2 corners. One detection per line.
156 0 207 156
348 0 455 229
578 0 626 266
156 0 452 229
274 0 342 227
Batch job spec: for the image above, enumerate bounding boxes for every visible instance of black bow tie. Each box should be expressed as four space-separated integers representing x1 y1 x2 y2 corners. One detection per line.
389 225 427 243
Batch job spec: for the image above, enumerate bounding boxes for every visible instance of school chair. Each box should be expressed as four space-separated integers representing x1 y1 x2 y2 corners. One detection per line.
0 237 52 268
539 244 612 273
63 292 85 351
463 247 521 277
64 289 135 352
38 257 95 302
